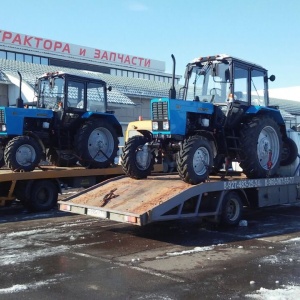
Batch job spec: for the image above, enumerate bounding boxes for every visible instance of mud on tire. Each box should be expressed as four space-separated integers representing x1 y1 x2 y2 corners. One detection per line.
121 135 154 179
239 116 282 178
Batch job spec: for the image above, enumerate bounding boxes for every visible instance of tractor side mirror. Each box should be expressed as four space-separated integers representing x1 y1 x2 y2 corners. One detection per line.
269 75 276 82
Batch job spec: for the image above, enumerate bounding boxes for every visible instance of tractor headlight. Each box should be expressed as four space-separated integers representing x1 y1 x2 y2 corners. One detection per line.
163 121 169 130
0 124 6 132
152 121 158 130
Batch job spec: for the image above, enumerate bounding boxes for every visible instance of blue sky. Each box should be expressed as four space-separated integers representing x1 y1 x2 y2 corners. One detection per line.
1 0 300 88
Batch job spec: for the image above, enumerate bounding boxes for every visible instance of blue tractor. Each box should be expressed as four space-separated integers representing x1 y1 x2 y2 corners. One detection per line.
0 72 123 171
122 54 296 184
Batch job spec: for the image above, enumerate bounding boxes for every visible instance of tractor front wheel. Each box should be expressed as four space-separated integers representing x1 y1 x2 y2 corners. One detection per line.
4 136 42 172
176 135 213 185
239 116 282 178
75 119 119 168
121 136 154 179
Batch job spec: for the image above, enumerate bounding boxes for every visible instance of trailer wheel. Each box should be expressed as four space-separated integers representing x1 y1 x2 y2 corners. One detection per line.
221 191 243 226
239 116 282 178
75 119 119 168
176 135 213 185
121 135 154 179
281 137 298 166
27 180 58 212
4 136 42 172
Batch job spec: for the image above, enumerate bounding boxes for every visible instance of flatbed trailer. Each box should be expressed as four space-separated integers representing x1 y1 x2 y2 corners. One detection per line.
0 163 164 212
0 165 123 212
58 172 300 226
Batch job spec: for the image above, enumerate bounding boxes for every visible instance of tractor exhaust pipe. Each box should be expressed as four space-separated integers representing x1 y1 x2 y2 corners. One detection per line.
169 54 176 99
16 71 24 108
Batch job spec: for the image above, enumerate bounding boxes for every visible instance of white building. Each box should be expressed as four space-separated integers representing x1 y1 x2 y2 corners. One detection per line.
1 29 300 135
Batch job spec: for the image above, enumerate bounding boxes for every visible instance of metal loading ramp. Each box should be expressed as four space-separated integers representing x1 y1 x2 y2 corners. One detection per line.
58 174 247 225
59 174 191 225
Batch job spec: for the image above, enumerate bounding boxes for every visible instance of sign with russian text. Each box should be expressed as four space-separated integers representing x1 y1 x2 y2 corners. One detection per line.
0 29 165 72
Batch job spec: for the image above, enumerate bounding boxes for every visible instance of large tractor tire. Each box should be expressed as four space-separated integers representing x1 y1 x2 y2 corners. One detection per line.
121 135 154 179
176 135 213 185
239 116 282 178
74 119 119 168
281 137 298 166
4 136 42 172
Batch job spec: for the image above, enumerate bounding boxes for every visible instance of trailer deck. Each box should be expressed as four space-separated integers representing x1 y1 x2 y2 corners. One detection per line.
58 173 300 226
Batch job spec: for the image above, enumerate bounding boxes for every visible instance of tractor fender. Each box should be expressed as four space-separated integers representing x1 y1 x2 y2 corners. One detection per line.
245 106 287 138
81 112 123 137
246 106 285 125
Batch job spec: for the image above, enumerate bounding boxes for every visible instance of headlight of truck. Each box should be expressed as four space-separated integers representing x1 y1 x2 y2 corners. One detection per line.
0 124 6 131
163 121 169 130
152 121 158 130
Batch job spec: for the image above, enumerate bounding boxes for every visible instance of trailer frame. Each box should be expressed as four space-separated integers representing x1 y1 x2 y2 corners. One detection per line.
58 172 300 226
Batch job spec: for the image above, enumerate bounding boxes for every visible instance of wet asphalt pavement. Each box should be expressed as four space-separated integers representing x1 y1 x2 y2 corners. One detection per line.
0 202 300 299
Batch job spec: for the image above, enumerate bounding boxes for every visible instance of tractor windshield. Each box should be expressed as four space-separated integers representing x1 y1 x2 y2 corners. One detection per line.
184 62 230 104
37 77 64 110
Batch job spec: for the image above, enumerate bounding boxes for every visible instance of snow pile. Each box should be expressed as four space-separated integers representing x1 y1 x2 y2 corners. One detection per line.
166 246 214 256
0 278 57 294
245 285 300 299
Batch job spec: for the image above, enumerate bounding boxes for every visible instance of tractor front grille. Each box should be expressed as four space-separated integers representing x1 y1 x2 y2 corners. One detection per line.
152 101 168 120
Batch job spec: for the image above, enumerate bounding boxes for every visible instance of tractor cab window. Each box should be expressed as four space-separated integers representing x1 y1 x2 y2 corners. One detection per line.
185 62 230 104
67 81 84 109
37 77 64 110
86 82 106 112
251 69 267 106
233 66 248 103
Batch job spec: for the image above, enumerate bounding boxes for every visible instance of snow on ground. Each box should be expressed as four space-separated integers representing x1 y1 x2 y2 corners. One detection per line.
245 285 300 299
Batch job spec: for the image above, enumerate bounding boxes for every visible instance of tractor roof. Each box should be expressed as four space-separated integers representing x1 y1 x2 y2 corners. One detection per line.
190 54 266 71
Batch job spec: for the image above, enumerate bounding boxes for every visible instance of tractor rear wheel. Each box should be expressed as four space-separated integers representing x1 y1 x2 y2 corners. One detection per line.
176 135 213 185
4 136 42 172
121 136 154 179
239 116 282 178
74 119 119 168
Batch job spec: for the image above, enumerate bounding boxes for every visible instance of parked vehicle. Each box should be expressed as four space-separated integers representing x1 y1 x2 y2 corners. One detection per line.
0 71 123 171
121 54 297 184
